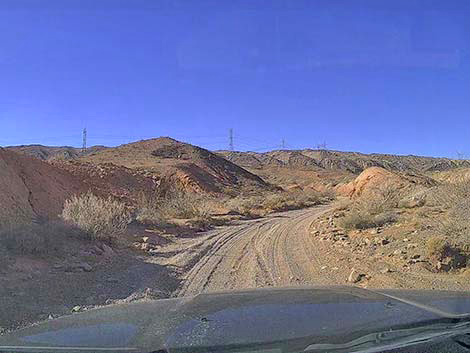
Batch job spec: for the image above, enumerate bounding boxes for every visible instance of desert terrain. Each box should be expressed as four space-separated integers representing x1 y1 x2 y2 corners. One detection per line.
1 137 470 332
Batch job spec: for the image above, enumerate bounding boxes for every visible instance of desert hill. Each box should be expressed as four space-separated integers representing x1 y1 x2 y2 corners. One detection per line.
80 137 272 194
5 145 107 161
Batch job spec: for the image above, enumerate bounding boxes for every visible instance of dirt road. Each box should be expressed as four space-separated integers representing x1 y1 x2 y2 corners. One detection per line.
177 205 335 296
147 204 470 297
3 204 469 331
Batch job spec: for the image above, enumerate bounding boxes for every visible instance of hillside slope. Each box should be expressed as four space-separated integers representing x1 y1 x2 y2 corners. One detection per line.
81 138 272 194
0 148 85 221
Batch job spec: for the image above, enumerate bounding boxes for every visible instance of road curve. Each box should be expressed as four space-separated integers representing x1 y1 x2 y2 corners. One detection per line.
151 203 468 297
178 205 335 296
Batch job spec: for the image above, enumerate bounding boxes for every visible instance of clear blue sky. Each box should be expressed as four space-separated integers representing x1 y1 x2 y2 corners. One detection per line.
1 0 469 157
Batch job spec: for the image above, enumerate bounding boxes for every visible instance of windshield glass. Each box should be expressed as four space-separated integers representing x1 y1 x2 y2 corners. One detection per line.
1 0 469 352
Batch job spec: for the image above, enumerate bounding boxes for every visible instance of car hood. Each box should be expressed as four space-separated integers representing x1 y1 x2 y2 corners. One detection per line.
1 286 470 352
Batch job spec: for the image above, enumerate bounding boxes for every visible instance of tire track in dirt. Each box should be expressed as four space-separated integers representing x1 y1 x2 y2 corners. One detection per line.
149 203 468 298
177 205 333 296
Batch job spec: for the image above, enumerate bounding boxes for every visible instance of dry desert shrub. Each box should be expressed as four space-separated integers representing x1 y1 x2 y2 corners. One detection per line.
356 181 403 215
160 190 210 219
425 236 468 271
426 237 450 259
398 191 427 209
226 196 266 218
228 189 329 217
136 189 212 224
62 191 132 241
429 178 470 245
263 190 322 212
339 182 402 230
136 192 166 225
338 209 398 230
338 211 376 230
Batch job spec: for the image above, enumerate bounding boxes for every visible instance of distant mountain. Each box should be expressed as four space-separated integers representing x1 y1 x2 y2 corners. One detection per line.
217 149 470 174
5 145 108 161
80 137 273 194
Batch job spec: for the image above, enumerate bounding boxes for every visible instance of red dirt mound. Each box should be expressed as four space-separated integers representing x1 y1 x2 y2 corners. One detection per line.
336 167 436 198
51 160 162 205
0 148 85 220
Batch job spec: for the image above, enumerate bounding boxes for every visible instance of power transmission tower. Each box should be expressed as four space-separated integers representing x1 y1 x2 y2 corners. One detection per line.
82 128 87 152
316 141 327 150
281 139 285 149
229 128 234 151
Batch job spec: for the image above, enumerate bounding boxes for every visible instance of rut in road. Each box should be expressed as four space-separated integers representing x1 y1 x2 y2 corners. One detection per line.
177 205 335 296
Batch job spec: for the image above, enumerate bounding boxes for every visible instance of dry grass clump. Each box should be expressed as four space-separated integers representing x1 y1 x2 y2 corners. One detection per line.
0 219 84 256
338 209 399 230
226 196 266 218
426 237 450 259
136 189 212 225
429 178 470 245
136 192 166 225
398 192 426 209
425 236 468 270
338 211 376 230
229 189 325 216
357 182 404 215
62 191 132 241
161 191 210 219
339 183 402 230
263 190 324 212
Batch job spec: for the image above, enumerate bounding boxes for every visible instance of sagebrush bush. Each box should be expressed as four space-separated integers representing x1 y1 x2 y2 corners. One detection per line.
227 190 324 217
373 211 398 226
429 179 470 245
320 188 337 201
338 211 376 230
160 190 210 219
357 182 403 215
62 191 131 240
339 210 398 230
398 192 426 209
263 194 290 212
136 189 211 224
226 196 265 218
135 192 166 225
425 236 468 270
426 237 449 259
263 190 322 212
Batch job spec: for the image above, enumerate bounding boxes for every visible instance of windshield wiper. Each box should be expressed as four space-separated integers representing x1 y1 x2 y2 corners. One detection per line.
303 321 470 353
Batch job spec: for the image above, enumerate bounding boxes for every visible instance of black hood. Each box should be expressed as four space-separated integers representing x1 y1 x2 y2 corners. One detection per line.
1 286 470 352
